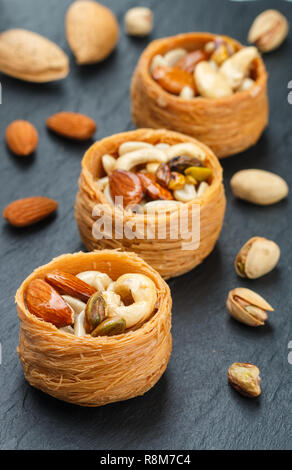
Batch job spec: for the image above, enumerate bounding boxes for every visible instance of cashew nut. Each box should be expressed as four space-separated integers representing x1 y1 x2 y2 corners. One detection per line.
165 143 205 162
174 183 196 202
77 271 112 292
62 295 86 316
144 200 183 213
119 141 153 156
196 181 209 198
164 48 187 67
220 47 258 90
113 273 157 328
115 148 167 171
74 310 86 337
195 61 233 98
102 154 116 174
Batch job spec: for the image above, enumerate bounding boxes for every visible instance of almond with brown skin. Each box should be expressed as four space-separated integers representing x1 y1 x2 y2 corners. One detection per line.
6 120 38 156
45 271 96 303
138 173 173 201
109 169 144 208
26 279 74 327
3 196 58 227
152 66 196 95
175 50 207 73
46 112 97 140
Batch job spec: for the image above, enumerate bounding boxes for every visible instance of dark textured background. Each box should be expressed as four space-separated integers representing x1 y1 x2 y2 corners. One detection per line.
0 0 292 450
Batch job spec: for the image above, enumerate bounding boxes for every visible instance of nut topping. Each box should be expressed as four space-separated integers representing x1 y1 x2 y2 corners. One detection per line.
248 9 289 52
91 316 126 337
109 169 144 209
226 287 273 327
45 271 96 303
26 279 73 328
175 50 206 73
228 363 261 398
138 172 173 201
85 293 107 333
155 163 171 188
235 237 280 279
152 66 196 95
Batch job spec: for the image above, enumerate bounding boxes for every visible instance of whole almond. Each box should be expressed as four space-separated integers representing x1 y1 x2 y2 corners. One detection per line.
26 279 73 328
109 169 144 209
3 196 58 227
0 29 69 82
45 271 96 303
46 112 96 140
6 120 38 156
66 0 119 65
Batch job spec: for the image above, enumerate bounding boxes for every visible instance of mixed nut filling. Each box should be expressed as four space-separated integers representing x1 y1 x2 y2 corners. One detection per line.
98 141 212 211
150 36 259 99
25 270 158 337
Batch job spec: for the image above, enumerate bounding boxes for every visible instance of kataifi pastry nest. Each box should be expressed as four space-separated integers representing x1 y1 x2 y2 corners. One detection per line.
131 32 268 158
16 250 172 407
75 128 226 279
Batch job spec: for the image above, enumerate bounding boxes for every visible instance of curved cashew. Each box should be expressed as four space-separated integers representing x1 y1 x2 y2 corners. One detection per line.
195 61 233 98
74 310 86 337
96 176 109 191
62 295 86 316
144 200 183 213
102 154 116 174
220 47 258 90
174 183 196 202
115 148 167 171
113 274 157 328
164 48 187 66
165 143 205 162
77 271 112 292
119 141 153 156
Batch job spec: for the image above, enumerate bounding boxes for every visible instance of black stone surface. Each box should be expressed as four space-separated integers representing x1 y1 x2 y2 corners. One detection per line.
0 0 292 450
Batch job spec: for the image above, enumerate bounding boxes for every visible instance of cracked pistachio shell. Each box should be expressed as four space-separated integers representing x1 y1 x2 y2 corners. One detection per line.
228 363 261 398
248 9 289 52
230 169 288 205
227 287 273 327
235 237 280 279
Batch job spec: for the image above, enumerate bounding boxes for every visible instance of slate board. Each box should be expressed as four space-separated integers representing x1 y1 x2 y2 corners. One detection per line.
0 0 292 450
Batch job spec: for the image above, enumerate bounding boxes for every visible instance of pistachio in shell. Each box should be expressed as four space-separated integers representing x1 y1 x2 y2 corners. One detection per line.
228 363 261 398
84 292 107 333
168 155 202 173
91 316 126 337
226 287 273 327
230 169 288 205
235 237 280 279
184 166 212 182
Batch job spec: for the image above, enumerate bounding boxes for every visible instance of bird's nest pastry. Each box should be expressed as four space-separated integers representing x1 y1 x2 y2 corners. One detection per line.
16 250 172 407
75 128 226 279
131 33 268 158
